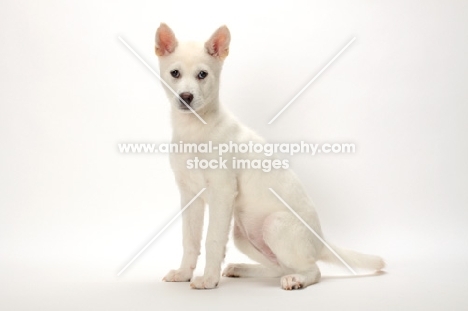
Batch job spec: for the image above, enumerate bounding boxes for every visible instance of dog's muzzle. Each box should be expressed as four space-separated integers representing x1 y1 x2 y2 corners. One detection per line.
179 92 194 110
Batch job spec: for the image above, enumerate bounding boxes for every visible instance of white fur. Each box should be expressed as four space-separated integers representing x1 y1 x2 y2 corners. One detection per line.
156 23 384 290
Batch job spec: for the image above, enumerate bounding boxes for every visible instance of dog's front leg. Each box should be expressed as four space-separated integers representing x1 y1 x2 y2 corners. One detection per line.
190 175 237 289
163 186 205 282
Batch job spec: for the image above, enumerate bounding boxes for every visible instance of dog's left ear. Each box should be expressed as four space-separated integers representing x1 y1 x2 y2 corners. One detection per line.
205 26 231 60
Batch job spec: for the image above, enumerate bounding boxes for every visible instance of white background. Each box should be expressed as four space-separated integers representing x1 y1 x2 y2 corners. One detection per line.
1 0 468 310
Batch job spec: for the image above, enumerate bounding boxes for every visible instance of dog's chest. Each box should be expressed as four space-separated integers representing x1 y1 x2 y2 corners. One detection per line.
169 151 207 189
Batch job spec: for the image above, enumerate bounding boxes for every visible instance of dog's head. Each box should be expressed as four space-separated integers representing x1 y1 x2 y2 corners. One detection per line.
155 23 230 113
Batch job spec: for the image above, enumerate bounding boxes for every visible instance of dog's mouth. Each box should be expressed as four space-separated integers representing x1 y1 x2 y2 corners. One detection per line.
178 104 193 111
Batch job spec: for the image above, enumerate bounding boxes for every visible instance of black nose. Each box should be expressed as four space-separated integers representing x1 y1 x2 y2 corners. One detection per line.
179 92 193 107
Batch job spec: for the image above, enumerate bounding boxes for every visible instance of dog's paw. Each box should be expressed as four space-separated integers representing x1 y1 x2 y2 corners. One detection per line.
222 264 241 278
281 274 304 290
190 275 219 289
162 269 192 282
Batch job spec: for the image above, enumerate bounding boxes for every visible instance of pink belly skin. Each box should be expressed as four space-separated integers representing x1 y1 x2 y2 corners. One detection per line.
234 222 278 265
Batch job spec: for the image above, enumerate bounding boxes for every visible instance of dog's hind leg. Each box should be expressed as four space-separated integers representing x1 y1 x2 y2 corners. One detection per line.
223 263 282 278
263 211 323 290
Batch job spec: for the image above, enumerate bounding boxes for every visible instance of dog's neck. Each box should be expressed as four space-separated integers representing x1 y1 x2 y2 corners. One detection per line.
171 98 224 143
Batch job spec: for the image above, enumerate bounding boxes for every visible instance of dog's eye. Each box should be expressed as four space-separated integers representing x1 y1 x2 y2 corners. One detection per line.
197 71 208 80
170 70 180 78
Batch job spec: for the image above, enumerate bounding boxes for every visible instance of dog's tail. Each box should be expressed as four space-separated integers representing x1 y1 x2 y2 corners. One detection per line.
319 243 385 271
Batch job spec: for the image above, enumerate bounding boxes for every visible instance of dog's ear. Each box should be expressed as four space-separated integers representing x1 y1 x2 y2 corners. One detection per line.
205 26 230 60
155 23 178 56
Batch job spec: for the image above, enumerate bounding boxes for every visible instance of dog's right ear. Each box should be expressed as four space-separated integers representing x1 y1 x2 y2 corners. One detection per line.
155 23 178 57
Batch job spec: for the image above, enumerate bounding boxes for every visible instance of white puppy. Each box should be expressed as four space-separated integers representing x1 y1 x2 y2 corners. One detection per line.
155 23 384 290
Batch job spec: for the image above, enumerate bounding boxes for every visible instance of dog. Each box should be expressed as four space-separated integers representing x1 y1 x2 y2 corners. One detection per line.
155 23 384 290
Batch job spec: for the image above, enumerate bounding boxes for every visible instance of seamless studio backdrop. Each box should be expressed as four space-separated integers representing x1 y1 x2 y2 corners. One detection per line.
1 0 468 310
